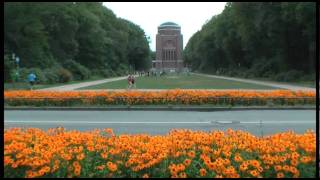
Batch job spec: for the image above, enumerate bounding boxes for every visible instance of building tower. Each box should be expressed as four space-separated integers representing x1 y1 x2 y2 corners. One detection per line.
153 22 184 73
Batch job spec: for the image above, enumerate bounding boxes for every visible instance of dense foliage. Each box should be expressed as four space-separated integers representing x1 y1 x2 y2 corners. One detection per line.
184 2 316 82
4 2 151 83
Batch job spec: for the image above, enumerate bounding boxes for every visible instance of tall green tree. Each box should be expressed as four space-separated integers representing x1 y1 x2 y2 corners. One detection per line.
4 2 151 83
184 2 315 81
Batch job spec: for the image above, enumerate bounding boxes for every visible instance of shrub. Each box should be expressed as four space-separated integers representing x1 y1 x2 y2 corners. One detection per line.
56 68 73 83
299 73 315 82
100 68 117 78
18 68 47 84
62 60 91 81
248 57 280 78
116 63 129 76
43 68 59 84
273 70 304 82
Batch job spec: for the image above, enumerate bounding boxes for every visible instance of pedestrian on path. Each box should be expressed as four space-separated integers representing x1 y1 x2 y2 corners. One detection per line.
28 71 36 90
131 75 136 89
127 74 132 89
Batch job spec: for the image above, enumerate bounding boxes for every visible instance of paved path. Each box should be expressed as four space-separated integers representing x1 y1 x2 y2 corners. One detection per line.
4 110 315 136
194 73 316 91
39 76 131 91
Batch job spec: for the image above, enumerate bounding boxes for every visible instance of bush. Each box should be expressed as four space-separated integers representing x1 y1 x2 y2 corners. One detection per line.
118 64 129 76
43 68 59 84
262 71 275 78
225 69 240 77
62 60 91 81
273 70 304 82
243 71 255 79
56 68 73 83
299 73 315 82
100 68 117 78
248 57 280 78
18 68 47 84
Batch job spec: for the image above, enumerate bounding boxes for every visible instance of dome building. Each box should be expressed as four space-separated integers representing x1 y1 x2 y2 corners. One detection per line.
153 22 184 73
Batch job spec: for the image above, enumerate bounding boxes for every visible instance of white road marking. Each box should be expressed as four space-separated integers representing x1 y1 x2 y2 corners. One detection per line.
5 121 211 124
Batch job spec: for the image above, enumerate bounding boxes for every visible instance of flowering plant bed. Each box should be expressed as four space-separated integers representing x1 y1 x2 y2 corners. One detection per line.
4 128 315 178
4 90 315 106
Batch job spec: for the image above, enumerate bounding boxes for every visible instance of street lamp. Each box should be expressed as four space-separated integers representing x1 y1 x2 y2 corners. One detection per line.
15 56 20 80
16 56 20 65
12 53 20 83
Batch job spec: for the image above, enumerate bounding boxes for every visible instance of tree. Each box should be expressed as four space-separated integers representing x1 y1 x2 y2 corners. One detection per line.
184 2 315 81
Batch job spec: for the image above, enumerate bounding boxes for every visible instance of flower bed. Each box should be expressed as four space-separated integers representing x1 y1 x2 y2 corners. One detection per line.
4 128 315 178
4 90 316 106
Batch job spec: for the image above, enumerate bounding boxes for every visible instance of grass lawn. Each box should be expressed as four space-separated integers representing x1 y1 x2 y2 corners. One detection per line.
4 76 105 90
249 77 316 88
78 74 280 90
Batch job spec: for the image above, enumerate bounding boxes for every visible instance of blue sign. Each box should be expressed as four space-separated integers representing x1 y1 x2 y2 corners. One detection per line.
16 57 20 63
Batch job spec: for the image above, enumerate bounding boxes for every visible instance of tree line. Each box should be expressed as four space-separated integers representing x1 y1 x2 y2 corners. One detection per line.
4 2 151 84
184 2 316 82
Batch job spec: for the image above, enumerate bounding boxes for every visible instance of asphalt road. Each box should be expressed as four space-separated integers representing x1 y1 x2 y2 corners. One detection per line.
4 110 315 136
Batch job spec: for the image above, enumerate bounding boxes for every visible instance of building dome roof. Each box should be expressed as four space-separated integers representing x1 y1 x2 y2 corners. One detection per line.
159 22 180 28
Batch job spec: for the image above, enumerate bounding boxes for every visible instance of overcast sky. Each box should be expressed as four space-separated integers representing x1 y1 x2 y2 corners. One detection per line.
103 2 227 51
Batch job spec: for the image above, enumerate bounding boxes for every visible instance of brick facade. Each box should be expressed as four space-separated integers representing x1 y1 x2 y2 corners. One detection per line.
153 22 184 72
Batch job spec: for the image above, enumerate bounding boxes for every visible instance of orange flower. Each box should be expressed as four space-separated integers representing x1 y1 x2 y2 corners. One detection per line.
3 127 315 178
274 165 282 172
4 90 315 106
107 162 117 172
290 159 298 167
234 155 243 162
249 170 259 177
142 173 149 178
96 165 105 170
100 152 108 159
240 163 248 172
283 165 290 172
216 174 223 178
179 172 187 178
277 172 284 178
184 159 191 166
187 150 196 159
76 153 85 161
175 163 184 172
199 168 206 176
250 160 260 168
74 166 81 176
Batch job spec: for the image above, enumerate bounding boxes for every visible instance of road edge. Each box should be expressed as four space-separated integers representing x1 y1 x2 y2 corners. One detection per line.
4 106 316 111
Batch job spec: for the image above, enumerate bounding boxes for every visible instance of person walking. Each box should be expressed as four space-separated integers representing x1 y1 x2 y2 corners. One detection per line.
28 71 36 90
127 74 132 89
131 75 136 89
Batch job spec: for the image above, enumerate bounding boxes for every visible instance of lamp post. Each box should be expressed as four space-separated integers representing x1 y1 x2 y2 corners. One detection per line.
15 56 20 82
